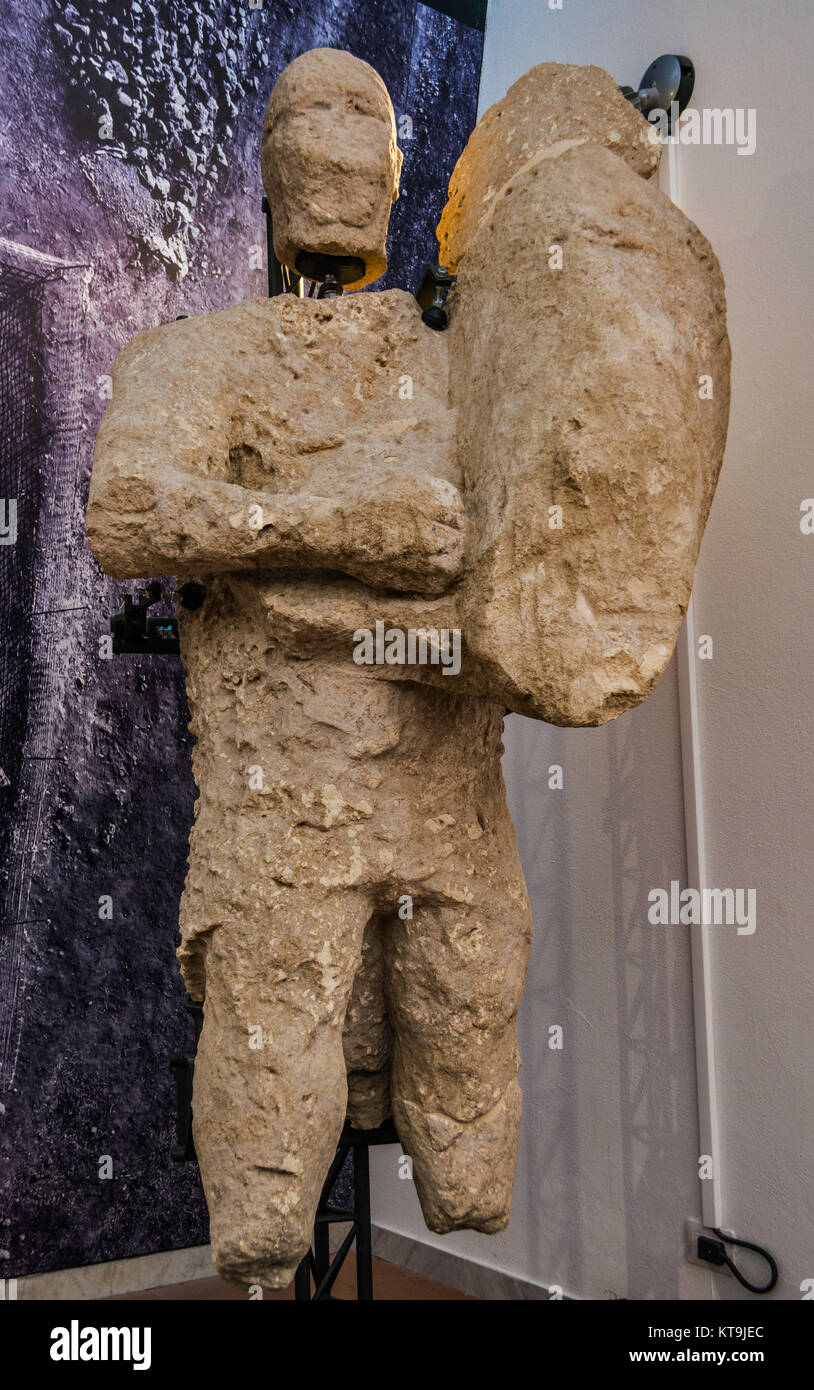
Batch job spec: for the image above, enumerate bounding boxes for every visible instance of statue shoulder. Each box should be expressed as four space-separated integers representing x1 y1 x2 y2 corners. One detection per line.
111 297 288 376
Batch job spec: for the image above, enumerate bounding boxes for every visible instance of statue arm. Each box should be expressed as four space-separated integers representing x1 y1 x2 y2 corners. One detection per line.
86 324 464 595
86 456 464 596
436 104 728 725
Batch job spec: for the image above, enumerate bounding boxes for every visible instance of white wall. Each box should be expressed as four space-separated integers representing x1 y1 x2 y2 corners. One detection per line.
372 0 814 1299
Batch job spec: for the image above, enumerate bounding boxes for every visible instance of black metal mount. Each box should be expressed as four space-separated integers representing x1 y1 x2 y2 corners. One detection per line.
294 1117 399 1301
416 262 454 330
110 582 178 654
169 994 400 1300
294 249 365 296
261 197 366 300
109 580 205 655
262 195 453 326
620 54 695 131
261 195 303 297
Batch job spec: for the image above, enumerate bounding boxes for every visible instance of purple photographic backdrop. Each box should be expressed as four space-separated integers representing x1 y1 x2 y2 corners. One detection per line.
0 0 484 1277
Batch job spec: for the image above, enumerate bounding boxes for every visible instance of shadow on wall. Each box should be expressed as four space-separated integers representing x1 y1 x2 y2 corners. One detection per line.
505 659 698 1299
506 708 583 1296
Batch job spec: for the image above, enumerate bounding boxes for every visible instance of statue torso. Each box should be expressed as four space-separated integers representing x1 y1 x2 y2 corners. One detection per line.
166 287 460 647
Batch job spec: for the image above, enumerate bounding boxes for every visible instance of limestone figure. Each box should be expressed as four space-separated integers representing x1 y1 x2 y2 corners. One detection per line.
87 49 730 1287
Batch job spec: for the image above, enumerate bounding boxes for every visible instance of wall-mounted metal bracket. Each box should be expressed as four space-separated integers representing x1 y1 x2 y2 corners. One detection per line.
620 54 695 131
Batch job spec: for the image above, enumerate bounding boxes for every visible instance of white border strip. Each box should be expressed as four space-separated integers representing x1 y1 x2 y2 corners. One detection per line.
663 135 724 1229
13 1245 215 1301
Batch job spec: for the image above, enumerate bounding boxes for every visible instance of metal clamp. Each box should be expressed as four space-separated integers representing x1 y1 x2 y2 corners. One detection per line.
416 263 454 331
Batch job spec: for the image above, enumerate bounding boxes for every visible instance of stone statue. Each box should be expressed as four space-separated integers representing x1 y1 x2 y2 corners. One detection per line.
86 49 730 1288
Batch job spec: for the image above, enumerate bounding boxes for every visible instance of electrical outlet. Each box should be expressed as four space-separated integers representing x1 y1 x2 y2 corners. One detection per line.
685 1219 735 1277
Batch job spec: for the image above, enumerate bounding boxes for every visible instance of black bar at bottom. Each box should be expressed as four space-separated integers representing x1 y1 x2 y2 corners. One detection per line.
354 1145 373 1301
294 1255 311 1300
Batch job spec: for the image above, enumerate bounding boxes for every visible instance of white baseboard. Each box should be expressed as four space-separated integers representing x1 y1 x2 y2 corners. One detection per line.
13 1244 215 1301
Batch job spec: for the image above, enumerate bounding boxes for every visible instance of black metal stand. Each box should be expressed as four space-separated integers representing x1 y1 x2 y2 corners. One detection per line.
293 1118 399 1301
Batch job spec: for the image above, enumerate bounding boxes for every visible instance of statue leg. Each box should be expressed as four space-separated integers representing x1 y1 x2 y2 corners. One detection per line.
188 877 371 1288
383 860 533 1234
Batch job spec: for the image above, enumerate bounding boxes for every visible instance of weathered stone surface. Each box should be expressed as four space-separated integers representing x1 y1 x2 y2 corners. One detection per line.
87 290 464 597
261 48 403 288
441 67 730 726
437 61 662 273
87 52 730 1287
87 281 532 1287
177 608 532 1281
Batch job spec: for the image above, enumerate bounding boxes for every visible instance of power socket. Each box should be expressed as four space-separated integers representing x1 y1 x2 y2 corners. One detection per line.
685 1218 735 1277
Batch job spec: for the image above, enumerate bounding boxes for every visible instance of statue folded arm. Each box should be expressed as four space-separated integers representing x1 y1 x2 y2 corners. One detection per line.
87 454 464 595
87 317 465 597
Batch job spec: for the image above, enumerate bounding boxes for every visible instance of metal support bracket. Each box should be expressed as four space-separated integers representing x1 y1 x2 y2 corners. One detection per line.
620 54 695 130
294 1119 399 1301
416 263 454 330
109 580 205 654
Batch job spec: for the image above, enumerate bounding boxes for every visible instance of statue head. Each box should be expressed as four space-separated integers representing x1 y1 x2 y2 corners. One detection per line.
261 48 403 290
